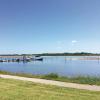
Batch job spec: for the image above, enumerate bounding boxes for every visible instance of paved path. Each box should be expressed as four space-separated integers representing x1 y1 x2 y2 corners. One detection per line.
0 74 100 91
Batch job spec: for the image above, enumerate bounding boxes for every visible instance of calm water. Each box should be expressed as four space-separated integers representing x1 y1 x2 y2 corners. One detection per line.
0 56 100 77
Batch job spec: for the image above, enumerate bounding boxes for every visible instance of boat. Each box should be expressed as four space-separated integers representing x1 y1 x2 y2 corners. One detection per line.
0 60 3 62
35 58 43 61
35 55 41 57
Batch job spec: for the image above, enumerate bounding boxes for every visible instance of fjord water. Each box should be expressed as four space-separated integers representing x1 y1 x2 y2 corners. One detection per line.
0 56 100 77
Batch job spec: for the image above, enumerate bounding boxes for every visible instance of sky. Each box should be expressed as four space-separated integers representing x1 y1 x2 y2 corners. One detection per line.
0 0 100 54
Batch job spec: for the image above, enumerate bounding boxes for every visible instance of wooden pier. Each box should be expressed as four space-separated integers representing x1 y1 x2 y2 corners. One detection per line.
0 55 43 62
0 55 33 62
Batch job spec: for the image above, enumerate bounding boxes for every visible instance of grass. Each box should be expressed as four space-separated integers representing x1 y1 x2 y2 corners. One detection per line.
42 73 100 85
0 78 100 100
1 70 100 85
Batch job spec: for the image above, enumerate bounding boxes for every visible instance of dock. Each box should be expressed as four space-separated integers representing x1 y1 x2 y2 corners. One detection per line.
0 55 43 62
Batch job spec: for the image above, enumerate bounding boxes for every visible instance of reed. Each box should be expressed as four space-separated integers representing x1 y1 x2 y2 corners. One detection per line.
0 70 100 85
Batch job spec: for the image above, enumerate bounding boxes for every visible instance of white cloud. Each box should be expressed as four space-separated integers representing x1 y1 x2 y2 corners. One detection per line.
72 40 78 44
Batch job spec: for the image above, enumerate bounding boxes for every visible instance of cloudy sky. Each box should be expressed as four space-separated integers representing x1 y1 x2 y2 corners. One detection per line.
0 0 100 54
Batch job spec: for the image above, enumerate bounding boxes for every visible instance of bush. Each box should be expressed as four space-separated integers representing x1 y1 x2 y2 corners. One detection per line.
43 73 59 79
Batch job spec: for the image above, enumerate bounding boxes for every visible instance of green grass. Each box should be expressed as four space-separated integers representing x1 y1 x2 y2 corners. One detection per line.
1 70 100 85
0 78 100 100
42 73 100 85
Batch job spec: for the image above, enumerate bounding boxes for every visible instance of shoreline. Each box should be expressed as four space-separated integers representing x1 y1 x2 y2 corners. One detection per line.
0 70 100 86
1 74 100 91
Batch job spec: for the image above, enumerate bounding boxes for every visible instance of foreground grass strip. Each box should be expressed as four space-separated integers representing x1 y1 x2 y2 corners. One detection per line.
1 74 100 91
0 78 100 100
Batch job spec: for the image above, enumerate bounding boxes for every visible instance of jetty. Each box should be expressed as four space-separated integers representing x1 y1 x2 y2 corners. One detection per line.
0 55 43 62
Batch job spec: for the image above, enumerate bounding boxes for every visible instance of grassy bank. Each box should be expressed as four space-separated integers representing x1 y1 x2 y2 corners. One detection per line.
0 78 100 100
0 71 100 85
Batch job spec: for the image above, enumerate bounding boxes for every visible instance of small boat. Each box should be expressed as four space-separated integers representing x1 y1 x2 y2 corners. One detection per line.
35 58 43 61
25 58 31 62
2 60 7 62
8 60 11 62
16 59 21 62
0 60 3 62
35 55 41 57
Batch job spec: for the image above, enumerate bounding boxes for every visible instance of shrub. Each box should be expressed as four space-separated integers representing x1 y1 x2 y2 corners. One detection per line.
43 73 59 79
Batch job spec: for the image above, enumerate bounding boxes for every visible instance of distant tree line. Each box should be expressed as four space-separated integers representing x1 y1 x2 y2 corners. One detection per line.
34 52 100 56
0 52 100 56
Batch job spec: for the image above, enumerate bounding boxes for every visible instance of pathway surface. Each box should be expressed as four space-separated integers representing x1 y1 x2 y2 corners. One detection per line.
0 74 100 91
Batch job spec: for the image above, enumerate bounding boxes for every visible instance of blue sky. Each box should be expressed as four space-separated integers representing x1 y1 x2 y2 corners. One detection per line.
0 0 100 54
